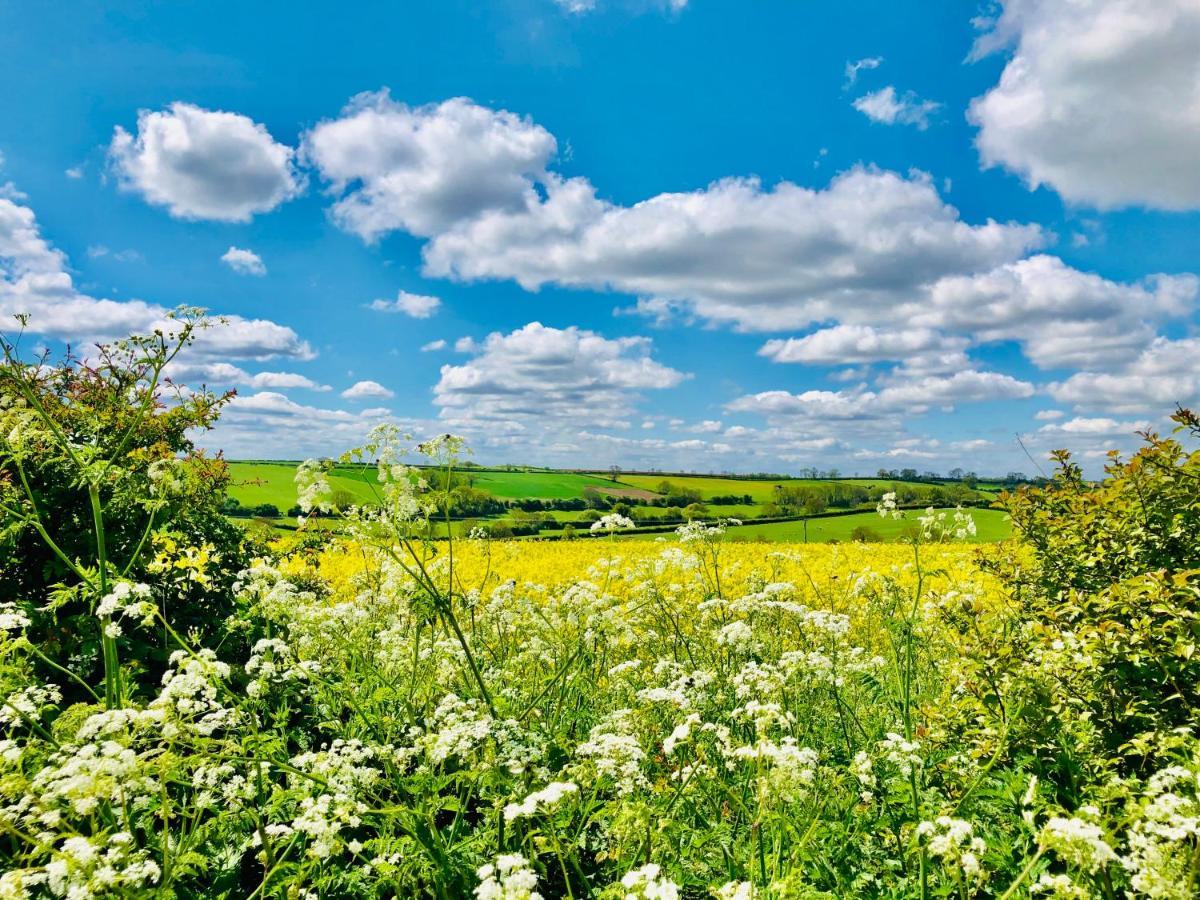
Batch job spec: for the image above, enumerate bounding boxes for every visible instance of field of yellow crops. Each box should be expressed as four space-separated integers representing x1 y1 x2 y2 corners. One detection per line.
293 537 1004 610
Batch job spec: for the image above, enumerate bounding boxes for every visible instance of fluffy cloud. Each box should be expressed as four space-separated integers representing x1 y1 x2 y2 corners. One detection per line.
302 98 1048 331
0 191 312 361
969 0 1200 210
1047 337 1200 414
369 290 441 318
342 380 395 400
853 86 941 129
922 255 1197 369
1026 415 1154 462
422 167 1043 332
434 321 686 429
206 391 419 459
760 326 961 365
167 362 329 392
221 246 266 276
421 339 447 352
303 93 557 240
109 102 303 221
728 369 1034 420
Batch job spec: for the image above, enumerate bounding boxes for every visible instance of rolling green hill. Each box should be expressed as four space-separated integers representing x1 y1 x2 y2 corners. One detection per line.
459 470 619 499
226 462 379 511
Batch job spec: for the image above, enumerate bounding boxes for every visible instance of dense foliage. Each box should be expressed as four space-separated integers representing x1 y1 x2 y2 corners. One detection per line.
0 318 252 693
0 327 1197 898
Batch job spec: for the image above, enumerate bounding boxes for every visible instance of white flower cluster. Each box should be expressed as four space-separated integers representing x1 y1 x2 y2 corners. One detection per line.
575 710 648 795
1122 764 1200 898
150 649 237 736
475 853 542 900
878 732 922 778
876 492 902 520
0 600 31 633
295 459 335 513
0 684 61 727
851 751 876 803
1030 872 1091 899
503 781 578 822
244 637 320 697
1038 812 1117 873
917 506 978 542
1 833 162 898
715 882 756 900
146 457 184 495
96 581 155 638
675 520 737 543
619 863 679 899
591 513 636 533
715 620 758 654
424 693 495 764
733 738 819 803
916 816 986 881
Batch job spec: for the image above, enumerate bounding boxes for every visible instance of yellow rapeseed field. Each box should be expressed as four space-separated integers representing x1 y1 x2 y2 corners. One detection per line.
291 537 1005 611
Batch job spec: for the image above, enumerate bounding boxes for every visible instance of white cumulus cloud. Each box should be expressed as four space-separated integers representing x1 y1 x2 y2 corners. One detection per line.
434 321 687 430
341 379 395 400
303 93 557 240
969 0 1200 210
853 86 941 129
109 102 303 221
369 289 441 318
221 246 266 276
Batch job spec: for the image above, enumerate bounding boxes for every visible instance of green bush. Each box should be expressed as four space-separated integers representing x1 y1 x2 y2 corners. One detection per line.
964 409 1200 778
0 317 253 694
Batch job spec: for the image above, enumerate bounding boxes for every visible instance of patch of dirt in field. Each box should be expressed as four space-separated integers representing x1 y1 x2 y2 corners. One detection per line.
598 486 659 500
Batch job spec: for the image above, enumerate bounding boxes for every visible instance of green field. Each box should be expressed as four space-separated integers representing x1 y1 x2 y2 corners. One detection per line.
624 507 1012 543
459 470 619 499
227 462 625 508
226 462 380 510
610 473 830 501
608 473 977 503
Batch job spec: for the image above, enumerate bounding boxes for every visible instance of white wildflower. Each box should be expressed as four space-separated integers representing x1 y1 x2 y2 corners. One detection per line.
621 863 679 900
503 781 578 822
475 853 541 900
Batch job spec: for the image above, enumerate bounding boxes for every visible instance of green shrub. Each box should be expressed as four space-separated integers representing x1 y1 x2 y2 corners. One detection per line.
0 317 253 693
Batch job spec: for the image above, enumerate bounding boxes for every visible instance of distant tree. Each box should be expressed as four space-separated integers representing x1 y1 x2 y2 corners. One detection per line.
582 486 611 510
849 525 880 543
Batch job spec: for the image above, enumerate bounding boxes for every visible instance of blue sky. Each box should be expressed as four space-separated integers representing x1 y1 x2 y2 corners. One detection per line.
2 0 1198 474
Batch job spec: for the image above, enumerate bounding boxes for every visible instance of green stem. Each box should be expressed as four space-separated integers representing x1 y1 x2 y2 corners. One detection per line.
997 849 1044 900
89 483 122 709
